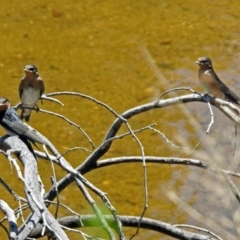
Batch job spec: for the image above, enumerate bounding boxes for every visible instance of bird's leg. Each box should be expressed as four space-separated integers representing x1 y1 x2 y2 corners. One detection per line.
202 93 212 103
34 104 40 113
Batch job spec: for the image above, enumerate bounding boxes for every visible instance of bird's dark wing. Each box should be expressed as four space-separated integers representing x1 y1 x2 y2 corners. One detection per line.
1 108 46 144
224 88 240 105
38 78 45 96
216 79 240 105
212 71 240 105
19 80 24 98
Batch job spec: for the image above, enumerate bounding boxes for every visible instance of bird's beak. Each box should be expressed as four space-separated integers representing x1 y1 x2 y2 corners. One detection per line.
195 61 200 64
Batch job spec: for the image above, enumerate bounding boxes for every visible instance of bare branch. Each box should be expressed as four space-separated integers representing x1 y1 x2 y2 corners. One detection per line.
28 215 211 240
0 135 69 240
0 199 17 239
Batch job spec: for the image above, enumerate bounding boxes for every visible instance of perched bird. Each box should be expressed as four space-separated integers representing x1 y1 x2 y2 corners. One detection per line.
19 64 45 121
0 97 45 159
195 57 240 105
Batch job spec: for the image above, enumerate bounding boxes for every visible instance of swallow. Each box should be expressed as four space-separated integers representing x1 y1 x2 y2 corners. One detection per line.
195 57 240 105
19 64 45 121
0 97 46 159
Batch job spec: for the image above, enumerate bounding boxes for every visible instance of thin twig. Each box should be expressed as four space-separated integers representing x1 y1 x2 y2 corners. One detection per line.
149 126 186 149
60 146 92 158
38 108 95 149
174 224 223 240
188 102 214 155
13 103 95 149
46 91 127 122
158 87 198 100
43 145 60 219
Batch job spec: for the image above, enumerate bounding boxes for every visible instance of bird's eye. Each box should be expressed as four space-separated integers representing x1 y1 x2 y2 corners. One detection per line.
29 68 35 71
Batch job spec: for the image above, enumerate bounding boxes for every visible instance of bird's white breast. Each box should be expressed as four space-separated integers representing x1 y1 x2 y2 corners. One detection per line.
21 87 40 107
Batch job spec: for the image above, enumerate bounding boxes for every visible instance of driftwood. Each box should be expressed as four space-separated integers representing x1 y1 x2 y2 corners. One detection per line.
0 91 239 239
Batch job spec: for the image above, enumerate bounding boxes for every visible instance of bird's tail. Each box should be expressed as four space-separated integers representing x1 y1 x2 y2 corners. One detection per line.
20 110 31 122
